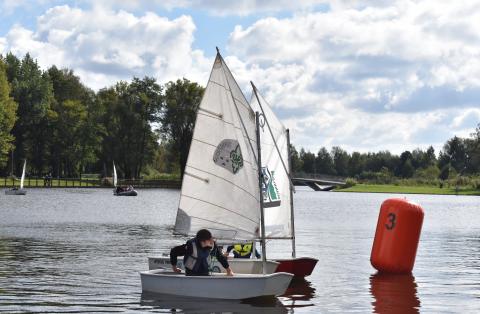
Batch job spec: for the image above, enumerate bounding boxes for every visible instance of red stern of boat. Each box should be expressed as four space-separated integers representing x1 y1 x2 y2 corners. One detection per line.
275 257 318 277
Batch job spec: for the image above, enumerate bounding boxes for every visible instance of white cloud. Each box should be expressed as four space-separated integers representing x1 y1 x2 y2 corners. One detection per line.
1 5 212 89
225 0 480 153
83 0 326 16
1 1 479 154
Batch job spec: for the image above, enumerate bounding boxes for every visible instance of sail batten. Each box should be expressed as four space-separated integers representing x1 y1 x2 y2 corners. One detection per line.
174 53 260 241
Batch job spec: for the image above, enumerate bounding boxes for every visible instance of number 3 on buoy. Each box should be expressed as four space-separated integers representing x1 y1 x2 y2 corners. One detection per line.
385 213 396 230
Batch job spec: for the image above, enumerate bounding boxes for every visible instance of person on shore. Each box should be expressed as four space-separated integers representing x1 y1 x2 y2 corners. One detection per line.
225 242 261 259
170 229 234 276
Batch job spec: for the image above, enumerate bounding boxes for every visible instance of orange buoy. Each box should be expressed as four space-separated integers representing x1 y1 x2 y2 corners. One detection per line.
371 198 424 274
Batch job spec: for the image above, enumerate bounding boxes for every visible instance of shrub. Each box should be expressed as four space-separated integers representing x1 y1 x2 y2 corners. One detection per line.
343 177 357 188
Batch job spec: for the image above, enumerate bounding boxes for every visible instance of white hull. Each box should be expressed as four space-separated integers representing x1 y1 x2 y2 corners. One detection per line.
148 256 279 274
5 188 27 195
140 269 293 299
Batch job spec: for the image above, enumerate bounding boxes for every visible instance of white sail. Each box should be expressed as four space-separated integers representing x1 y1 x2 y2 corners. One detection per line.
113 162 117 187
20 160 26 189
250 88 292 238
174 53 260 241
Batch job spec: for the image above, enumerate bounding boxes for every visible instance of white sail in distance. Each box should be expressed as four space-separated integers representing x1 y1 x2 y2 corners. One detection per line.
250 87 292 238
20 160 26 190
174 52 260 241
113 162 117 187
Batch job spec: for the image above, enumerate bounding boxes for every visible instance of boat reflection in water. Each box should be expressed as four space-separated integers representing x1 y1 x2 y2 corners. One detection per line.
281 278 316 308
370 272 421 314
140 292 288 314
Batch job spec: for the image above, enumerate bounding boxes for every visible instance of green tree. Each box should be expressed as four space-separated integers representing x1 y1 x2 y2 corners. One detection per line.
439 163 450 181
440 136 468 173
6 53 54 174
289 144 303 173
348 151 365 177
315 147 335 175
0 59 18 170
47 66 101 176
160 78 204 178
98 77 162 178
331 146 349 176
300 149 316 174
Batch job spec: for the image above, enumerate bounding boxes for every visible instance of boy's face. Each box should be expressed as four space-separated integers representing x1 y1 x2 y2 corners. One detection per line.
200 238 214 249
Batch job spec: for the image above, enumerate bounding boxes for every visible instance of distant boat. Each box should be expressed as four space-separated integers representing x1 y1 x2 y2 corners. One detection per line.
112 161 137 196
5 159 27 195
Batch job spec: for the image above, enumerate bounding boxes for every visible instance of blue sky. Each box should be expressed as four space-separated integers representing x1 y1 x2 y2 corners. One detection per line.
1 0 479 154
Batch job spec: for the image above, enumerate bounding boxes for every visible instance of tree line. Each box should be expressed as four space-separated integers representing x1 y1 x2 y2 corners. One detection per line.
0 53 479 183
290 128 480 183
0 53 202 179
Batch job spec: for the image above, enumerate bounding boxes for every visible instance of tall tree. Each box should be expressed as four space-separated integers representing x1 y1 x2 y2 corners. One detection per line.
47 66 100 176
160 78 204 178
0 58 18 170
315 147 335 175
289 144 303 173
348 151 365 177
440 136 468 173
6 53 54 174
98 77 162 178
331 146 349 176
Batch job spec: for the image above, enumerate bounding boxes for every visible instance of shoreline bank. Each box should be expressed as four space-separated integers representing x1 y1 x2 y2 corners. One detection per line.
335 184 480 196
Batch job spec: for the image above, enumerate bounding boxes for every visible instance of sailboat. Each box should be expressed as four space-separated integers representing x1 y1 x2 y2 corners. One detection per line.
140 49 293 299
250 82 318 277
5 159 27 195
113 161 137 196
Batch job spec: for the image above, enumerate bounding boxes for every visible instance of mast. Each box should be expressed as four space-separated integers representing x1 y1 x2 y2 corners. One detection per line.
286 129 296 258
256 111 267 274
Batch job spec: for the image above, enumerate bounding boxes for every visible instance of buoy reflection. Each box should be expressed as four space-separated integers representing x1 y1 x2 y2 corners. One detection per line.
370 272 421 314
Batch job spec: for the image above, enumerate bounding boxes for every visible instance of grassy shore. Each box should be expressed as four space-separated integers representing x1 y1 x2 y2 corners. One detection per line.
336 184 480 196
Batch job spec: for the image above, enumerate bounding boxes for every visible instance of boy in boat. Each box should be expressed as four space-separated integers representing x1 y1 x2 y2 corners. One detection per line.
170 229 234 276
225 242 261 259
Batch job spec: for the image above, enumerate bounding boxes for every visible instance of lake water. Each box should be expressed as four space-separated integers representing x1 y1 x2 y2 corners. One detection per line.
0 188 479 313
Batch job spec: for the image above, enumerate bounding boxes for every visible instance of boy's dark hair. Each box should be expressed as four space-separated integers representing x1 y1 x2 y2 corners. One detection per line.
196 229 212 241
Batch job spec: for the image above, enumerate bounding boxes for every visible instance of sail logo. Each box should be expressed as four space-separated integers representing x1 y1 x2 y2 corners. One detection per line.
262 167 281 208
213 139 244 174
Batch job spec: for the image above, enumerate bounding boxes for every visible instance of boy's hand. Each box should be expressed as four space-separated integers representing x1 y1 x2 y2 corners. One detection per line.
226 267 234 276
172 265 182 273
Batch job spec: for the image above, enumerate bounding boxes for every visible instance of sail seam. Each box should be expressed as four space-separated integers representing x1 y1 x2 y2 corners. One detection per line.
185 165 258 200
195 112 255 147
180 194 258 224
181 212 258 237
198 107 222 119
184 171 209 183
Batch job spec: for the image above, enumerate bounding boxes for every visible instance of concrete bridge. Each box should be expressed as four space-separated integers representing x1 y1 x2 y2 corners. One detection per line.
292 174 346 191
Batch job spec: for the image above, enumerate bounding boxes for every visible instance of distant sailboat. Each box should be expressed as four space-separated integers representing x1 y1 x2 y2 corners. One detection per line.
5 159 27 195
112 161 137 196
